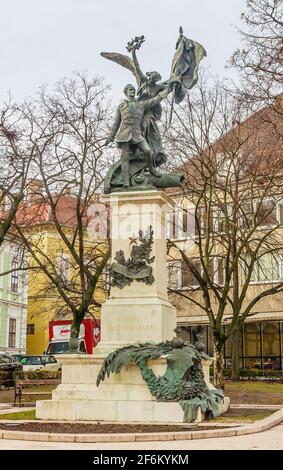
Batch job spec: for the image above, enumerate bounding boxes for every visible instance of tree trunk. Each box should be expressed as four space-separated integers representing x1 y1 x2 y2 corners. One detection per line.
69 314 82 353
231 327 241 381
213 340 224 389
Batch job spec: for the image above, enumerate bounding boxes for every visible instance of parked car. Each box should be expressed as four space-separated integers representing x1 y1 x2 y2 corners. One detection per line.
11 354 25 362
0 354 23 387
18 355 61 372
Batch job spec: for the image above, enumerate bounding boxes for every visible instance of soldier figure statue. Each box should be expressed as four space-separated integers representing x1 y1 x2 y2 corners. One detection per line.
102 30 206 193
105 83 170 188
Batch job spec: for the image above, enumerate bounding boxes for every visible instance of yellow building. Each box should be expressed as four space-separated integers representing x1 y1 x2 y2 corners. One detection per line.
19 184 108 354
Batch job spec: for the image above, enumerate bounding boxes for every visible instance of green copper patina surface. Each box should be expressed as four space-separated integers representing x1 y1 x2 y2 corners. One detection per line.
102 30 206 193
97 337 224 423
102 35 185 193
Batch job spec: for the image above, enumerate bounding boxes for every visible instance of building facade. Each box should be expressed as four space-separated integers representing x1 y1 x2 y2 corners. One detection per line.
0 239 27 355
168 101 283 371
168 207 283 371
23 189 107 354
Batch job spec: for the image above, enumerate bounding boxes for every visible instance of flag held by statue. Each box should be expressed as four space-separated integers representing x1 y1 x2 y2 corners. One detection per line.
170 27 207 105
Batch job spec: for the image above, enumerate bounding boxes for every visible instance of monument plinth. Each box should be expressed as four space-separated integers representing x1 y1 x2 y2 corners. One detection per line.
36 30 229 423
97 190 176 354
36 190 229 422
37 191 179 422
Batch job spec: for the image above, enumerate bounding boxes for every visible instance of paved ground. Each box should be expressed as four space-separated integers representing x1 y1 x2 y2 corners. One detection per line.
0 405 34 414
0 423 282 450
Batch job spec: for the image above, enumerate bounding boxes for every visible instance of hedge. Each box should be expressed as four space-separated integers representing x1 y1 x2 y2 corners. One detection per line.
13 369 61 380
0 370 14 386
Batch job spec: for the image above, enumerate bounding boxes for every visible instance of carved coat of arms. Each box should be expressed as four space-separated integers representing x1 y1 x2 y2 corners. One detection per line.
111 226 155 289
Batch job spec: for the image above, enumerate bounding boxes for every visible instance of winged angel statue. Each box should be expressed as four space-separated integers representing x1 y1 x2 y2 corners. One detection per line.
102 29 206 193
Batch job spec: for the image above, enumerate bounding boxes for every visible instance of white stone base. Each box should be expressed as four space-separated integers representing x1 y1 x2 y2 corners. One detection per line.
36 396 230 424
36 191 230 424
36 399 185 423
36 355 229 423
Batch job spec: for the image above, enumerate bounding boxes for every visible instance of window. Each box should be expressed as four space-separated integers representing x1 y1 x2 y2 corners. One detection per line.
184 257 221 288
195 207 214 238
41 356 49 365
257 254 280 282
87 204 108 239
213 206 233 234
166 210 176 239
214 257 225 285
241 199 282 230
47 342 69 354
167 261 182 290
103 264 111 291
177 321 283 371
217 155 235 180
175 208 195 240
262 322 280 357
240 202 254 229
167 207 195 240
27 324 35 335
58 255 69 281
19 357 28 365
167 260 203 290
243 323 261 357
167 205 213 240
48 356 57 363
169 257 222 289
224 325 243 360
8 318 16 348
177 325 214 357
41 356 57 364
182 259 201 288
26 356 41 366
255 199 278 227
10 259 19 292
241 252 283 284
242 322 282 371
175 325 191 341
245 253 281 284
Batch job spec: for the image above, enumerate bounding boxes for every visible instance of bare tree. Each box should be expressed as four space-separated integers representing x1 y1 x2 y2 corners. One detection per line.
231 0 283 116
0 100 37 247
165 76 283 387
13 73 112 351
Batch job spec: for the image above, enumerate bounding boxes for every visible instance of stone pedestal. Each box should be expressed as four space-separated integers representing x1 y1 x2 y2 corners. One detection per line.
36 190 229 422
36 354 229 422
97 190 176 354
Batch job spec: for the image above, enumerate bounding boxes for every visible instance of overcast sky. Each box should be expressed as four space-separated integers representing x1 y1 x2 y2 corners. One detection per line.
0 0 247 104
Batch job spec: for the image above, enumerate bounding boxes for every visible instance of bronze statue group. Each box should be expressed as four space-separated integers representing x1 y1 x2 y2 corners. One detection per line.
102 30 206 193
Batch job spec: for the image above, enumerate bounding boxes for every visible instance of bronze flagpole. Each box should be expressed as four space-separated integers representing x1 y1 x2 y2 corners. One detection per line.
168 26 183 126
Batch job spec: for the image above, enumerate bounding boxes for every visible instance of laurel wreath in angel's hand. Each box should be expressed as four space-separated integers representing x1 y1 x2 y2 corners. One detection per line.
126 35 145 53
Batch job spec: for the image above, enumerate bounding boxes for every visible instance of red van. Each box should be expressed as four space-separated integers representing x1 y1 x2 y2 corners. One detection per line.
45 318 100 354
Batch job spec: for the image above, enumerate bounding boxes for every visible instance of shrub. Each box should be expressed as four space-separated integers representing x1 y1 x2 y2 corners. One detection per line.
0 371 13 387
222 368 283 381
13 369 61 380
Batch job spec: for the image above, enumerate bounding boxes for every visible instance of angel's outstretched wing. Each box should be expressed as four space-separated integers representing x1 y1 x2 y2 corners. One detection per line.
100 52 142 86
96 341 172 386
